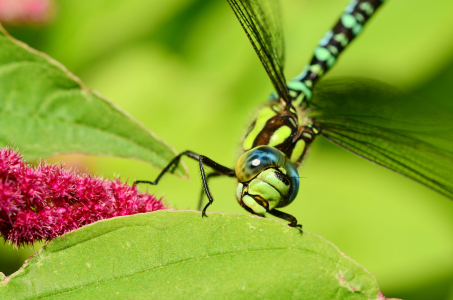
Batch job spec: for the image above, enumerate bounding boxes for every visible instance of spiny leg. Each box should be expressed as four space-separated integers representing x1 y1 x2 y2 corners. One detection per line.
134 151 235 217
198 172 223 211
133 151 191 187
268 209 302 233
197 156 236 217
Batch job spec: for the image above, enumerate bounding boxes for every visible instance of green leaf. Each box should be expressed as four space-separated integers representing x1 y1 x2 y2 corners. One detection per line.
0 26 186 176
0 211 392 300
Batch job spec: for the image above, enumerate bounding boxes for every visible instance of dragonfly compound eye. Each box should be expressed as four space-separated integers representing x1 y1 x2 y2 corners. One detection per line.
235 146 287 181
235 146 300 215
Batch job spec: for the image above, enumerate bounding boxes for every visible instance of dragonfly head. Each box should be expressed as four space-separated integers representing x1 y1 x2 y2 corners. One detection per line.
235 146 299 215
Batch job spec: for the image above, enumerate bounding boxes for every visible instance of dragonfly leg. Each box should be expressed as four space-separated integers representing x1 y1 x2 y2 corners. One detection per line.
268 209 302 232
197 155 236 217
134 151 235 217
198 172 223 211
133 151 193 187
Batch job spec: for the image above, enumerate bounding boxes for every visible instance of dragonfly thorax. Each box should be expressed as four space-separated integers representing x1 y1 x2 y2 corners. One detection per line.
235 146 299 215
242 103 316 165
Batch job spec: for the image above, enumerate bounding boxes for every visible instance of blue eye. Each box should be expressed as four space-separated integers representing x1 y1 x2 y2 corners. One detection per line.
235 146 287 182
235 146 300 211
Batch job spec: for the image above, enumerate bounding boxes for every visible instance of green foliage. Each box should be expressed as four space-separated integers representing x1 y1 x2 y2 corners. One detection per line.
0 211 385 300
1 0 453 298
0 26 185 175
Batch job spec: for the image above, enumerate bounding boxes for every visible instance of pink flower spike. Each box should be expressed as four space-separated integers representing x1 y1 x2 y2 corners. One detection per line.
0 0 54 24
0 147 166 247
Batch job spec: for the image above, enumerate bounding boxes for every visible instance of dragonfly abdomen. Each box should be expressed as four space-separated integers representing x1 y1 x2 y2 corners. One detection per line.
288 0 385 107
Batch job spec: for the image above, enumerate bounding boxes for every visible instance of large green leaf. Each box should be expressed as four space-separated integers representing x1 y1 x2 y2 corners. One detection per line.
0 211 393 300
0 25 185 175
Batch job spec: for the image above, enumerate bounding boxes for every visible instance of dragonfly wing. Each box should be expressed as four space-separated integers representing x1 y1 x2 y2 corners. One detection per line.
228 0 290 103
309 78 453 199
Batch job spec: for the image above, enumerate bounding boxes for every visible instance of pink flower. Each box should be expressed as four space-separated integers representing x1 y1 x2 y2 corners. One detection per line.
0 147 166 246
0 0 54 24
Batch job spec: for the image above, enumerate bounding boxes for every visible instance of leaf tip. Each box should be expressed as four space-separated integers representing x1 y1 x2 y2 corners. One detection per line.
0 272 6 284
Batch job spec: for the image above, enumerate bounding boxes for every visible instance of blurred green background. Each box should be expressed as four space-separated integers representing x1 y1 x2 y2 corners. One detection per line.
2 0 453 299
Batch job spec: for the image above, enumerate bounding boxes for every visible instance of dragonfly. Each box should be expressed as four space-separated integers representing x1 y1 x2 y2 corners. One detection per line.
135 0 453 229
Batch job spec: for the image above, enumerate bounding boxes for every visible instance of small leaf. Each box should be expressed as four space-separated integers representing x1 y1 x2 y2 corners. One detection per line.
0 25 185 176
0 211 393 300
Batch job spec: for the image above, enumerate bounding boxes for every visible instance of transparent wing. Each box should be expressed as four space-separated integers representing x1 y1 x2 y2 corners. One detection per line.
227 0 290 103
309 78 453 199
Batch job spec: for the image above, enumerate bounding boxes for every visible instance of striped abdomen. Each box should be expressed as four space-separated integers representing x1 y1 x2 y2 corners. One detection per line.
288 0 385 106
